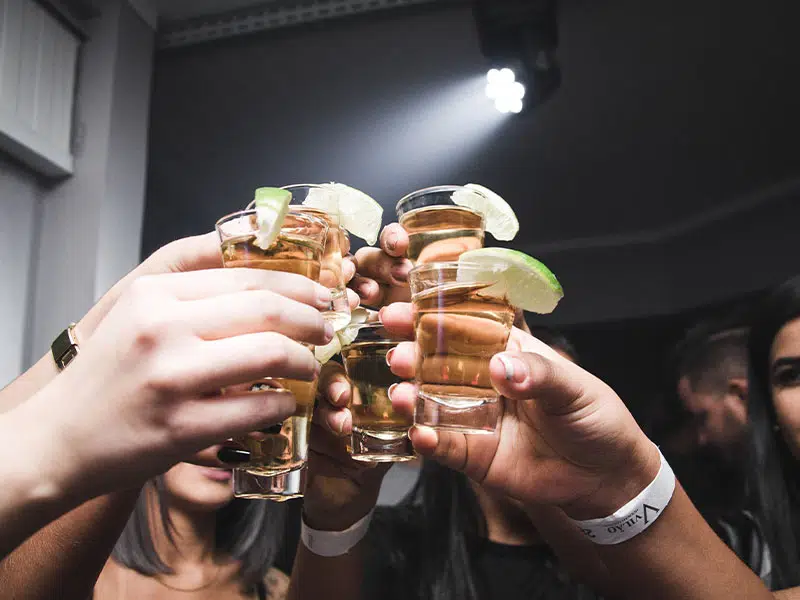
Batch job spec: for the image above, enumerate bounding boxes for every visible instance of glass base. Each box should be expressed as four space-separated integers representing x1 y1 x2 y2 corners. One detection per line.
349 428 416 462
414 391 500 435
233 467 307 501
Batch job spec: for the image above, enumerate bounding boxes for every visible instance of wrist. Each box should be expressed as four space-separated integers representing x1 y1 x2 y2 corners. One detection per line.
561 440 661 520
0 399 79 516
304 495 378 531
302 459 387 530
302 475 381 531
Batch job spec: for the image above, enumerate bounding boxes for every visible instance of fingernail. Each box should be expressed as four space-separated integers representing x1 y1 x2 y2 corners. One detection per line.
217 447 251 464
332 383 348 405
497 355 528 384
324 321 335 342
390 263 409 283
337 414 346 434
386 232 398 252
357 282 372 298
388 383 399 399
385 347 395 367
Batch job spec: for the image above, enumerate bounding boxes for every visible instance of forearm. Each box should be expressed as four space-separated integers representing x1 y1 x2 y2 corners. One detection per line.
0 266 135 413
0 394 90 559
288 542 367 600
288 485 377 600
774 589 800 599
572 484 772 600
0 489 139 600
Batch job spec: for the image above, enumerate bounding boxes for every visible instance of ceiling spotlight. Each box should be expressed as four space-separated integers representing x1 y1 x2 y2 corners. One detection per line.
474 0 561 114
485 67 526 114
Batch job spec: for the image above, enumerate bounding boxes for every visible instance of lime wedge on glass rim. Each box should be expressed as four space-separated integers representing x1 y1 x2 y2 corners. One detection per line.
313 308 369 363
457 248 563 314
451 184 520 242
253 187 292 250
302 183 383 245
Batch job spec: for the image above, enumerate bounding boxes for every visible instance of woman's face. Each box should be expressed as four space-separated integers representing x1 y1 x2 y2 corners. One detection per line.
770 317 800 459
162 463 234 511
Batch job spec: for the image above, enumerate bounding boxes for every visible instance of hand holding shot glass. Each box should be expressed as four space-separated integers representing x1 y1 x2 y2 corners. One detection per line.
218 184 383 499
341 320 415 462
406 247 564 434
216 196 328 477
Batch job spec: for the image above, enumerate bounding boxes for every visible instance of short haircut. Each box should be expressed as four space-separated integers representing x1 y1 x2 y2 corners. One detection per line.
675 325 749 394
529 325 579 363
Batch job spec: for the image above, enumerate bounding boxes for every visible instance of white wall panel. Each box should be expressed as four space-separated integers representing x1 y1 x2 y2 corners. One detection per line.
0 0 78 176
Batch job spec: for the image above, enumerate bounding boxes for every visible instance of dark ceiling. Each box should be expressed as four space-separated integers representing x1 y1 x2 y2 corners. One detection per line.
483 0 800 245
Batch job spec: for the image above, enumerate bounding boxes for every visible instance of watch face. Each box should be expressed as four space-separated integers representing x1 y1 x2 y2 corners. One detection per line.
52 326 79 370
58 346 79 369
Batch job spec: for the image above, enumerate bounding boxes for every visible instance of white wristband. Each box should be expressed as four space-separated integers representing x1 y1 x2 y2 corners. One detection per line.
301 509 374 557
570 448 675 545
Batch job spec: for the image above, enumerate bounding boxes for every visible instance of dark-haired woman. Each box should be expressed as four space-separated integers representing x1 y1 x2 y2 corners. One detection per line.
746 274 800 592
94 462 288 599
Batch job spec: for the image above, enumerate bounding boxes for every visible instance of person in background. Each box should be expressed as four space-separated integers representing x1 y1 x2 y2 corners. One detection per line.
675 324 750 458
359 326 596 600
95 462 288 599
669 322 771 583
745 274 800 591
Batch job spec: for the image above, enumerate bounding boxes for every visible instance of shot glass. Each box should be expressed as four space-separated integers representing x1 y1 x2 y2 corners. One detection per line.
396 185 485 264
341 322 415 462
216 209 327 476
232 467 307 502
409 261 514 434
284 184 352 331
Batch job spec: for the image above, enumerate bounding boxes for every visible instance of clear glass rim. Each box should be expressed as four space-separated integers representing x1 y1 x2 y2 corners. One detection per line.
281 183 323 191
409 260 506 277
243 184 324 211
342 321 404 345
395 185 469 213
214 207 327 231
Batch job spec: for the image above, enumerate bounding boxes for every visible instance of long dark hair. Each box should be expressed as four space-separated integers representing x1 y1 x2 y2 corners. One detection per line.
747 274 800 588
112 475 286 591
369 462 597 600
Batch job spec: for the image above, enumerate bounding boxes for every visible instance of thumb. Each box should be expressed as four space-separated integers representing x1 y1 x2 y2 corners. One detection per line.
490 352 586 416
146 232 223 275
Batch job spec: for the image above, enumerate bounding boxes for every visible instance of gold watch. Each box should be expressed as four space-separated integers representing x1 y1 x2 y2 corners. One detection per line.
51 323 80 370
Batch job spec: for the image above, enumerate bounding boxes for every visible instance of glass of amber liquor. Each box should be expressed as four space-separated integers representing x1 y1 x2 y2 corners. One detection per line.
341 322 415 462
285 184 352 331
409 261 514 434
396 186 485 264
216 209 327 476
233 466 307 502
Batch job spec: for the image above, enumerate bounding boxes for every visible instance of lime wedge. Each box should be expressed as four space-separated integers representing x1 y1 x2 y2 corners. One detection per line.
458 248 563 314
313 309 373 363
451 184 519 242
314 335 342 364
302 183 383 245
313 322 362 364
253 187 292 250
